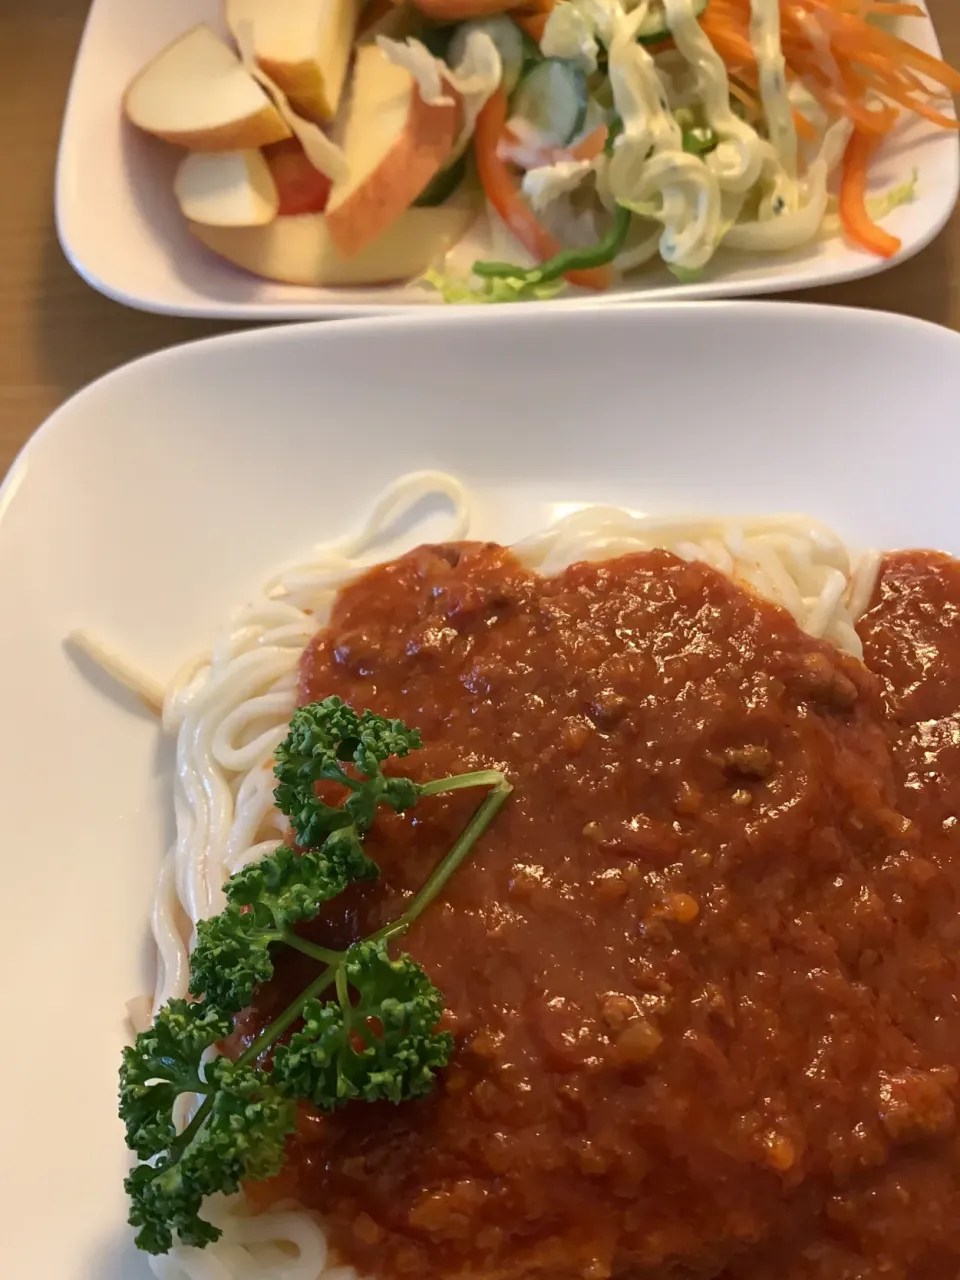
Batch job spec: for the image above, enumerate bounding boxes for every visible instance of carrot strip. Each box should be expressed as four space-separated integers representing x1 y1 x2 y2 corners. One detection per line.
570 124 609 161
726 64 816 137
812 0 924 15
839 129 902 257
703 0 960 143
728 78 761 113
819 10 960 92
474 89 612 291
704 6 904 135
500 121 607 168
501 123 607 166
859 77 960 127
859 4 927 15
834 54 902 131
512 10 547 39
793 110 818 140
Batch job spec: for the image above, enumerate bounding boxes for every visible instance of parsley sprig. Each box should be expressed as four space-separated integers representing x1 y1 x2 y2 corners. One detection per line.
120 697 510 1254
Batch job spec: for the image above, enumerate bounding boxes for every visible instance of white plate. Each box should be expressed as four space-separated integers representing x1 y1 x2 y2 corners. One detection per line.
5 301 960 1278
55 0 959 318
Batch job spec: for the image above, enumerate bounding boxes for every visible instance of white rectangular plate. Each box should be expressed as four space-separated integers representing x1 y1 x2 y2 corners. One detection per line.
5 301 960 1277
56 0 959 318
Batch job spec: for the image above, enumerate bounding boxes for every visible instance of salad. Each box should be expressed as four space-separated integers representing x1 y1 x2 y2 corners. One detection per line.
123 0 959 298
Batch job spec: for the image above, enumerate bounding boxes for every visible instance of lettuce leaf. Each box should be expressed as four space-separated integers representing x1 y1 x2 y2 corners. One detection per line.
421 268 567 303
868 169 919 221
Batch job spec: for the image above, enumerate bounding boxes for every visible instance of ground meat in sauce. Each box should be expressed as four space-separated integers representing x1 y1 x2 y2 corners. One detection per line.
239 543 960 1280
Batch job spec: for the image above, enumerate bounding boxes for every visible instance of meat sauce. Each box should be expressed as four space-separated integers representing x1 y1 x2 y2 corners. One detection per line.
242 543 960 1280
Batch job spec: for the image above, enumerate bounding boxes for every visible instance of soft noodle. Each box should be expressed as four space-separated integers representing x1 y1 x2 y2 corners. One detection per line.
154 470 473 1011
147 1193 332 1280
76 471 879 1280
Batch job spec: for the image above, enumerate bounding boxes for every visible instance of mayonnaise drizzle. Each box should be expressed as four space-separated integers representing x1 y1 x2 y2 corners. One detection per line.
528 0 846 276
750 0 798 174
664 0 775 194
606 2 722 267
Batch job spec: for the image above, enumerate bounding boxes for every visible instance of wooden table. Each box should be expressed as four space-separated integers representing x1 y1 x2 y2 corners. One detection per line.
1 0 957 478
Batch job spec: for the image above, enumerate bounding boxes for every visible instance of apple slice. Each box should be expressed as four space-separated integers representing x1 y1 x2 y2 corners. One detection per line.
230 16 348 182
324 44 462 258
190 202 477 285
124 24 292 151
357 0 424 43
224 0 360 123
174 150 279 226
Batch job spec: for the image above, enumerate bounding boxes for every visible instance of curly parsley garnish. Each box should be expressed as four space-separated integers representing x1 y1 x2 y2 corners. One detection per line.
120 696 511 1254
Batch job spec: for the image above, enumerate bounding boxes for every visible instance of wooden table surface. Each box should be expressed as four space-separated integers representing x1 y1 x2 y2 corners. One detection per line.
1 0 958 479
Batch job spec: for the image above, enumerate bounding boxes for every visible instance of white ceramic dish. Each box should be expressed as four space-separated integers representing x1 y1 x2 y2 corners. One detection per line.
56 0 959 318
4 301 960 1278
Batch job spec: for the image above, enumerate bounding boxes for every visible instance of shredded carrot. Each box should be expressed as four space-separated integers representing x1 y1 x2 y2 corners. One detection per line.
726 70 816 138
859 78 960 128
500 121 608 166
839 128 902 256
728 78 761 114
701 0 959 151
570 124 610 161
792 110 818 141
859 3 927 15
816 9 960 92
475 89 613 290
502 0 957 263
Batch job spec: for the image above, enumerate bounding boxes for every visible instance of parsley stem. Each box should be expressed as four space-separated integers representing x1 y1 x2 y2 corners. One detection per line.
239 778 511 1074
377 779 513 942
237 966 337 1070
160 960 340 1172
168 1087 215 1165
419 769 506 798
284 935 343 965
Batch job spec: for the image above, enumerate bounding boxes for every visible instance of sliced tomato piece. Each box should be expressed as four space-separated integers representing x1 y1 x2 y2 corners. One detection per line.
263 139 333 217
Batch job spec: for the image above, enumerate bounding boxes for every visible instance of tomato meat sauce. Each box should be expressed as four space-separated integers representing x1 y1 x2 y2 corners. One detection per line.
240 543 960 1280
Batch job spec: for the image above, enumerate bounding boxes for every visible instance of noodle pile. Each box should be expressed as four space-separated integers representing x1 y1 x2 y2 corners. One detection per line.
75 472 879 1280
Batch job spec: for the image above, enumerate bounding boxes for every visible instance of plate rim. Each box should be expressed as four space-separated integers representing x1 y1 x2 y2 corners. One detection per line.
7 295 960 1279
10 297 960 488
54 0 960 320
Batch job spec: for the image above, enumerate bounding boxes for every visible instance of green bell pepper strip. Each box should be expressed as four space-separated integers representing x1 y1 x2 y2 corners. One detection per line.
472 202 632 287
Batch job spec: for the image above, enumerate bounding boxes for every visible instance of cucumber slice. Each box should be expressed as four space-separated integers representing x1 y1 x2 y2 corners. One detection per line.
518 30 543 76
448 16 525 95
511 59 588 148
636 0 707 44
415 153 468 207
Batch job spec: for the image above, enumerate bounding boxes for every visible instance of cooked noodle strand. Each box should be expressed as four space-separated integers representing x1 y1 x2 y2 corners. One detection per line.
83 473 879 1280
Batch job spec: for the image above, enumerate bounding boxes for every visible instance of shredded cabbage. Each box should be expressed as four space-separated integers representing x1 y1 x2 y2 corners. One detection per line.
868 169 919 221
444 0 914 289
421 268 566 303
522 159 598 214
668 264 702 282
613 220 662 271
664 0 778 196
722 118 851 252
818 169 919 241
540 0 607 73
376 32 501 153
231 18 348 181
